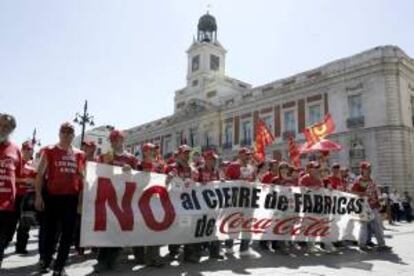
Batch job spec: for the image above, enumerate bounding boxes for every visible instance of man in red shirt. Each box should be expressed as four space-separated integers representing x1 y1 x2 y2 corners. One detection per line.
165 145 200 263
351 161 392 251
133 143 165 267
197 150 225 260
34 122 86 276
11 141 36 255
0 114 22 268
260 160 279 184
325 163 346 191
299 161 323 189
95 129 139 272
225 147 258 257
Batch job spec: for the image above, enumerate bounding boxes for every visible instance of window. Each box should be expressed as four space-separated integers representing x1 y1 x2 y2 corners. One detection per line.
176 131 184 146
210 54 220 71
207 90 217 98
308 104 322 125
261 116 273 133
192 55 200 72
284 110 296 132
176 102 185 109
411 96 414 126
189 127 198 147
224 124 233 146
97 148 102 155
204 131 213 147
97 138 103 145
241 121 252 145
192 79 199 87
348 94 363 118
164 138 171 154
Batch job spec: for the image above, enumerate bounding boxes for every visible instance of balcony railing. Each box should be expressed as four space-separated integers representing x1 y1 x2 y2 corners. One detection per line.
240 139 252 146
222 143 233 149
346 116 365 129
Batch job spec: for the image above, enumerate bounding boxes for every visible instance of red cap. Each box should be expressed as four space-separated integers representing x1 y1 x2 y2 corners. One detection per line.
360 161 371 170
203 150 218 160
238 147 251 155
306 161 321 169
22 141 34 151
142 143 156 152
60 122 75 133
82 139 97 148
109 130 124 142
178 144 192 154
331 162 341 169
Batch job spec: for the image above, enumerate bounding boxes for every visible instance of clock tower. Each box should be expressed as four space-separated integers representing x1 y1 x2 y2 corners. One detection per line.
186 12 226 85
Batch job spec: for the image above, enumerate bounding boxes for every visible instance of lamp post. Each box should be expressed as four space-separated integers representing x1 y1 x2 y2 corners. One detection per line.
73 100 95 146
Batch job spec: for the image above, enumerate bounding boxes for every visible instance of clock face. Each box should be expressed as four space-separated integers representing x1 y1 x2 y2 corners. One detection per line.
192 55 200 72
210 54 220 71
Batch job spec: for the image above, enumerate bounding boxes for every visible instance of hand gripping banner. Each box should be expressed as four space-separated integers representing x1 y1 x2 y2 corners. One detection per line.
81 162 370 247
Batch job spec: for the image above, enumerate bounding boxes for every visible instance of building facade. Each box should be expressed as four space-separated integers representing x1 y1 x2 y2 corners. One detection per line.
124 13 414 193
74 125 114 156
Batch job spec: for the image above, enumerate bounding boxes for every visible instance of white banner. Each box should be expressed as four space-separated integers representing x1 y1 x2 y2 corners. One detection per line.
81 162 369 247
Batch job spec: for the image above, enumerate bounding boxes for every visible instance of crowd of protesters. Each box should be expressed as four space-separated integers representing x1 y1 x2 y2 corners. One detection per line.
1 113 411 275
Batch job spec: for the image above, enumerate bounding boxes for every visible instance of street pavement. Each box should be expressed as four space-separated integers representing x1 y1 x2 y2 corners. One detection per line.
1 222 414 276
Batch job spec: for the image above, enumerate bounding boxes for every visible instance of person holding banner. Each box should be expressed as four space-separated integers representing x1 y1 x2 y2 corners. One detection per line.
12 141 36 255
165 144 201 263
134 142 165 267
260 160 279 184
225 147 258 257
0 114 22 269
351 161 392 252
95 129 140 272
197 150 225 260
325 163 346 191
299 161 323 189
272 161 297 186
34 122 86 276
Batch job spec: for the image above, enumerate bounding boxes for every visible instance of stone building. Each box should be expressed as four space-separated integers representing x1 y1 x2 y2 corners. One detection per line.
124 12 414 193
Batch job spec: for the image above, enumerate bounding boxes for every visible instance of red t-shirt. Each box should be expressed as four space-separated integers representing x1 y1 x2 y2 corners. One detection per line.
226 162 256 181
0 141 22 211
273 176 297 186
98 152 139 169
16 160 36 196
137 160 166 173
326 175 345 191
261 171 277 184
44 145 86 195
351 176 380 209
299 174 323 189
166 162 198 180
198 166 220 184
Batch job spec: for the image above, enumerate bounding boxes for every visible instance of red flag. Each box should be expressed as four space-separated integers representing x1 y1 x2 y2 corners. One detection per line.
288 135 301 168
303 113 335 146
254 119 275 162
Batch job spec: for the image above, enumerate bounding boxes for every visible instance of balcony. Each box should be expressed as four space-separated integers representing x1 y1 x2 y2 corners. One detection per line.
222 143 233 150
240 139 252 146
346 116 365 129
282 131 296 140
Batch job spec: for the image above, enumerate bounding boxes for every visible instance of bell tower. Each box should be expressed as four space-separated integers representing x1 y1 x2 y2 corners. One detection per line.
186 12 226 84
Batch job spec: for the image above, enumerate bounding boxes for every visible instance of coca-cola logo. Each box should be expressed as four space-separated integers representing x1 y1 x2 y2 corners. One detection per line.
219 212 333 237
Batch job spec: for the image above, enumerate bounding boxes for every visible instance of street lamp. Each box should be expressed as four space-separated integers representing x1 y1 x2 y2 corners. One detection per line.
31 128 41 147
73 100 95 145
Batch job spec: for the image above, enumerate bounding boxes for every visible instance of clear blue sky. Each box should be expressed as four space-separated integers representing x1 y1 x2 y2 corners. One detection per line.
1 0 413 148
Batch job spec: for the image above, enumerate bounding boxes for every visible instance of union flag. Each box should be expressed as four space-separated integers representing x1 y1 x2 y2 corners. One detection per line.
288 135 301 168
303 113 335 146
254 119 275 162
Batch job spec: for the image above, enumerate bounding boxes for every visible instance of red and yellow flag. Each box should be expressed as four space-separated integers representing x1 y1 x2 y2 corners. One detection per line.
303 113 335 146
288 135 301 168
254 119 275 162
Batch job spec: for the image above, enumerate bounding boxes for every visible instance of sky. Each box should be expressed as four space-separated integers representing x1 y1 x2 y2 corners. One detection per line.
1 0 413 148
